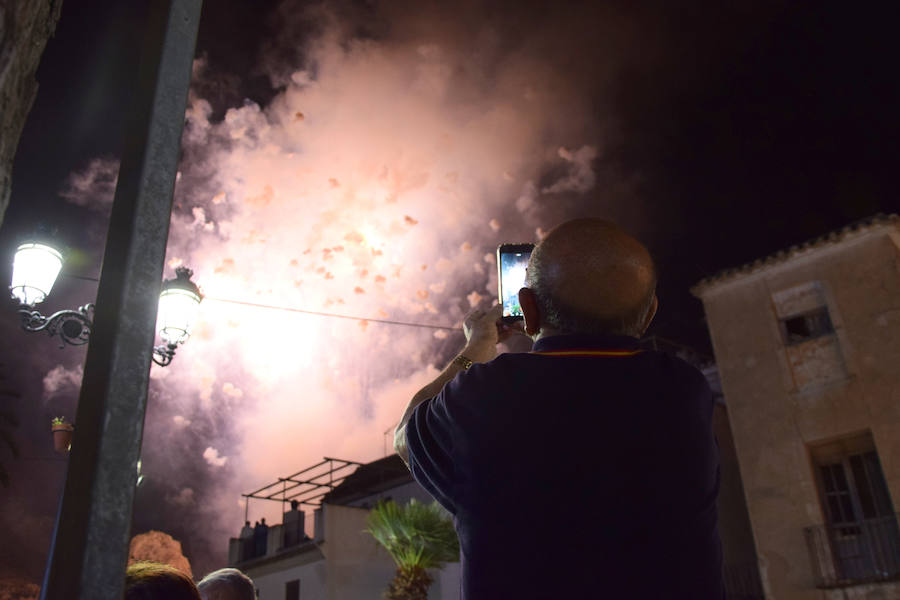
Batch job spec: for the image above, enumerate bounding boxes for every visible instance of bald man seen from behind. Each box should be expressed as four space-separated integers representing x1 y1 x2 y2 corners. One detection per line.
197 568 256 600
395 219 724 599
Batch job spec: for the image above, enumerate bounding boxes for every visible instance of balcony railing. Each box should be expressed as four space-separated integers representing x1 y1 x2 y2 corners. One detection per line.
804 514 900 588
723 562 765 599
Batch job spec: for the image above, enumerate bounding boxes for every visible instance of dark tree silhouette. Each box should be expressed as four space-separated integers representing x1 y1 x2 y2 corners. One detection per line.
0 362 22 487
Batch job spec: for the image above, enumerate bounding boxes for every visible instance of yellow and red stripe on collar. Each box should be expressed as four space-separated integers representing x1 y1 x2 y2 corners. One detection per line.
533 349 643 357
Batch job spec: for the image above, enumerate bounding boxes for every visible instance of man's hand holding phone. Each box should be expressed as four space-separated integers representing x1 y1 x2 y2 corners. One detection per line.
395 245 532 464
462 304 526 363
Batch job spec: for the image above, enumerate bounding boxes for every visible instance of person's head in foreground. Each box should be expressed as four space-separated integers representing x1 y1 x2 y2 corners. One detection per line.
124 561 201 600
520 218 657 339
197 567 257 600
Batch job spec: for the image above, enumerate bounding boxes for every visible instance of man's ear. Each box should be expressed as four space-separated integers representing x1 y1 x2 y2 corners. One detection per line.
639 295 659 335
519 287 541 336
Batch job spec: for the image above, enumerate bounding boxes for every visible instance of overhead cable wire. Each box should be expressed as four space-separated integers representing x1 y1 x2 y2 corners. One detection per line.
62 272 458 331
204 296 457 331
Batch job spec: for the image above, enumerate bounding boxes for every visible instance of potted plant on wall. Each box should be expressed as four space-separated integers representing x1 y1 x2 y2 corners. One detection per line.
51 417 74 454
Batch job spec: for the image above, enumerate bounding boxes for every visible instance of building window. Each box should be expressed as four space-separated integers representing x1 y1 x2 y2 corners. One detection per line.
285 579 300 600
819 462 859 534
805 433 900 586
771 281 847 389
780 306 834 346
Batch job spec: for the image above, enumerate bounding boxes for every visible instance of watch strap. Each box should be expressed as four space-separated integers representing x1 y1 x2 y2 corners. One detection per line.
452 354 474 370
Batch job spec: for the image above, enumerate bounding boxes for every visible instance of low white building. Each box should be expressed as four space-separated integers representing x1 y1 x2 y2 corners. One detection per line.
228 455 460 600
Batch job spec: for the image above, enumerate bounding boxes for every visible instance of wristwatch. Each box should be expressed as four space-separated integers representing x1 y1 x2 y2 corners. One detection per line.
452 354 474 370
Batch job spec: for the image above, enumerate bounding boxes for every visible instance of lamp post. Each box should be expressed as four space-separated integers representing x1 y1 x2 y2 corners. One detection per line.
38 2 202 597
9 241 202 366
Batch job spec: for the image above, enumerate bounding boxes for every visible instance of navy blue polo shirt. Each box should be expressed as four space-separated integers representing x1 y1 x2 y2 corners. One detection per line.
406 333 723 599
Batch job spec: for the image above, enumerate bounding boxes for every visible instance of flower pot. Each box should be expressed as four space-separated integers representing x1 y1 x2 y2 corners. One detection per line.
51 423 74 454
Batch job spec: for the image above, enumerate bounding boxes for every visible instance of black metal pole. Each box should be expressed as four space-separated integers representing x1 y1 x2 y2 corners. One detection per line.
40 1 202 598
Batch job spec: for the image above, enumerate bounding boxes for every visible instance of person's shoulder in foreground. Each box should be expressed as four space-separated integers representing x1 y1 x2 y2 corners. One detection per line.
394 218 724 599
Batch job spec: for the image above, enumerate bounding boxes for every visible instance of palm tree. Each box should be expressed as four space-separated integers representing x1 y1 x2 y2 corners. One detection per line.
365 499 460 600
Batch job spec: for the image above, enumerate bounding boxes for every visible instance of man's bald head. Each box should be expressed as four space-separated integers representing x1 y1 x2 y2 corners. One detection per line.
523 219 657 338
197 568 256 600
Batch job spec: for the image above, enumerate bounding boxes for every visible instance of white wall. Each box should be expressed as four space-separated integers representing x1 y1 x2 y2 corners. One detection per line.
251 559 327 600
250 555 460 600
243 501 461 599
432 561 461 600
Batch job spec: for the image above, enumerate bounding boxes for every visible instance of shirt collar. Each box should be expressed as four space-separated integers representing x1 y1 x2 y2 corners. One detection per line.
532 333 642 353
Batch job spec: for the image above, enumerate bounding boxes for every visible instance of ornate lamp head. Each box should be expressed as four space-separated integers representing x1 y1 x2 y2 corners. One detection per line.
10 242 64 306
156 266 203 346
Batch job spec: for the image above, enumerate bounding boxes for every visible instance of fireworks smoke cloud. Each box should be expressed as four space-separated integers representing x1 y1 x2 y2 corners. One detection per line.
51 0 638 572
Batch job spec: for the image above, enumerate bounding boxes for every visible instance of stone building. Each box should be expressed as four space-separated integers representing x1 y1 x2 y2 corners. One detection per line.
0 0 64 224
693 214 900 599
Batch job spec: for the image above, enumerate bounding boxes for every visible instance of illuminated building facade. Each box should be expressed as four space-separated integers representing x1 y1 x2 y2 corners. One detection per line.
229 455 460 600
693 214 900 599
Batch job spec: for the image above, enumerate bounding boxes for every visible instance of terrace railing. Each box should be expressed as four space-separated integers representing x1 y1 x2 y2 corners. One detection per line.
804 514 900 588
723 562 765 599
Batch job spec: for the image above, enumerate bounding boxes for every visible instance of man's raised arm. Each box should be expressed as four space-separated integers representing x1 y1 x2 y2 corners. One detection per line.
394 305 507 466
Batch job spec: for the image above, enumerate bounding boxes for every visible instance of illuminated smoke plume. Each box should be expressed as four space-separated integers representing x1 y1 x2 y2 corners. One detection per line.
61 0 637 572
42 364 83 399
128 531 193 577
202 447 228 468
59 157 119 211
543 146 599 195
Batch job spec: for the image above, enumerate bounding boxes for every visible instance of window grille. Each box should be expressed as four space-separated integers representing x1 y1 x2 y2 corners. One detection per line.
806 434 900 587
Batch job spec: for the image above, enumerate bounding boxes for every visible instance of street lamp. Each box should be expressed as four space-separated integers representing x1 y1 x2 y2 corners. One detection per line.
9 241 201 366
11 242 64 305
152 266 203 366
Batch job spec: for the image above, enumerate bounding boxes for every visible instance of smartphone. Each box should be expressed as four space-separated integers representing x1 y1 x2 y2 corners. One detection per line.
497 243 534 321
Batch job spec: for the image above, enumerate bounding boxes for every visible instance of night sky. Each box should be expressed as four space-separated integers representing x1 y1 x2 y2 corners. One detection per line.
1 0 898 583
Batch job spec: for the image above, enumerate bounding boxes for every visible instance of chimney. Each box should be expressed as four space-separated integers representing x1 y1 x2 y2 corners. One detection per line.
282 503 305 547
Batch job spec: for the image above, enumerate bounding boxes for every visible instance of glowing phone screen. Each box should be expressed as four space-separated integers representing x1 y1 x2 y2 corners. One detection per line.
498 245 533 318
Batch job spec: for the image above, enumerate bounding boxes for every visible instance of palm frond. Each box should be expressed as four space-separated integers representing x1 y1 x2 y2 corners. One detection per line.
366 499 460 571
